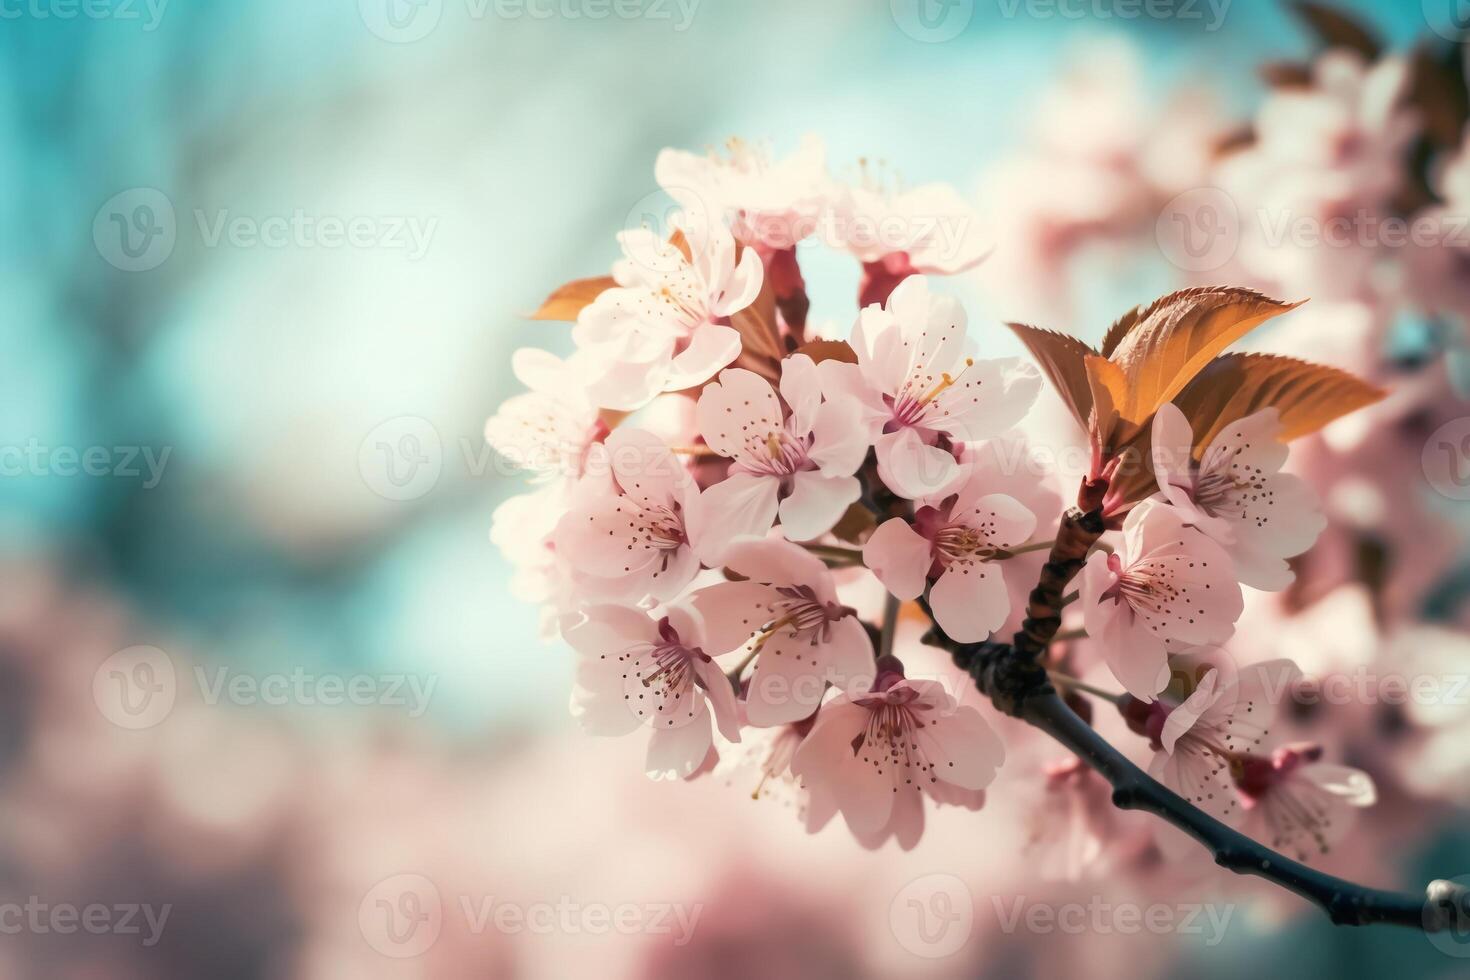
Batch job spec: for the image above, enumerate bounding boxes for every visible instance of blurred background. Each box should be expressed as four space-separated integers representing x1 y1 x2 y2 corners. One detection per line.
3 0 1470 976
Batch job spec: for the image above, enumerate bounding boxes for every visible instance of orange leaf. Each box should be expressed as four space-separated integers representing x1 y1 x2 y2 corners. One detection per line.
528 276 616 322
1172 353 1387 450
1007 323 1098 431
792 339 858 365
730 272 783 364
1258 61 1315 90
830 502 877 544
1098 303 1145 358
1084 354 1130 450
1107 287 1303 428
1288 1 1381 60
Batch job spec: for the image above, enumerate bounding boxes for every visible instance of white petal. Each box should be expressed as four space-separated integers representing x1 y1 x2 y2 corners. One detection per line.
862 518 931 601
779 471 860 542
663 324 742 393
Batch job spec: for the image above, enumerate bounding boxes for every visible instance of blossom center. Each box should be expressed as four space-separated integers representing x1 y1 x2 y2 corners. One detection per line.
885 358 974 432
636 501 687 553
755 585 852 648
737 424 814 479
932 523 996 566
849 696 942 788
621 618 712 729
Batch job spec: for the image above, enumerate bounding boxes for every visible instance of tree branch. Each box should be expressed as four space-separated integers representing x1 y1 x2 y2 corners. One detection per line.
1024 687 1465 930
919 497 1470 933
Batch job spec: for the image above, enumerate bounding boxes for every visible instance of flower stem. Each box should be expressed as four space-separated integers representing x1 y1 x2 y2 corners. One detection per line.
1046 670 1122 706
801 542 864 563
1000 538 1057 558
878 593 901 662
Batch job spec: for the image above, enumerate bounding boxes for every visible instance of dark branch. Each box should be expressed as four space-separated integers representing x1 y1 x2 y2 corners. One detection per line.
1025 688 1465 930
920 500 1470 933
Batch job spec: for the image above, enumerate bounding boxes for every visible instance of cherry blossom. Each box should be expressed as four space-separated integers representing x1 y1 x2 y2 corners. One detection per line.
1233 743 1376 862
1025 757 1125 881
791 664 1004 850
1078 501 1244 701
554 428 702 604
688 538 873 726
490 487 564 605
1151 403 1326 591
1405 129 1470 327
484 347 607 483
712 706 812 811
1135 649 1303 824
826 174 993 307
1214 50 1418 301
690 354 867 560
862 464 1037 642
818 275 1040 499
574 213 763 411
655 135 832 251
563 602 741 781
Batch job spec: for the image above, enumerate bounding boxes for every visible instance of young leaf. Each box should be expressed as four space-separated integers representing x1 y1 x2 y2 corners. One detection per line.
1288 1 1381 60
1106 286 1303 428
1084 354 1129 449
1171 353 1387 450
792 339 858 365
1099 302 1146 357
1006 322 1098 430
528 276 616 321
1258 61 1315 89
830 502 877 544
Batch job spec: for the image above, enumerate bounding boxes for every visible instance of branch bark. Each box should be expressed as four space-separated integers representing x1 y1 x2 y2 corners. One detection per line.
920 500 1470 933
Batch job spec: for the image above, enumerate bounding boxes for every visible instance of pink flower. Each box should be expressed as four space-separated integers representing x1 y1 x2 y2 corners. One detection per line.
563 603 741 781
830 180 992 273
491 487 564 605
484 348 607 484
1079 501 1244 701
554 428 702 604
1025 758 1122 881
712 708 812 811
862 466 1037 642
690 354 868 561
574 213 763 411
688 538 874 726
1151 403 1325 591
791 666 1004 850
1233 743 1376 862
818 275 1040 499
655 136 831 251
826 176 993 306
1138 650 1302 824
1214 51 1418 301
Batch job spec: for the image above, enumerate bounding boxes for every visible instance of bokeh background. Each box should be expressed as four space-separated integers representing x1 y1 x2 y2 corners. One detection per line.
3 0 1469 977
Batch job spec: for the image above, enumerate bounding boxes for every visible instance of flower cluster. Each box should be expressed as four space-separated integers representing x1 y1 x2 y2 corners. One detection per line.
486 134 1392 864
